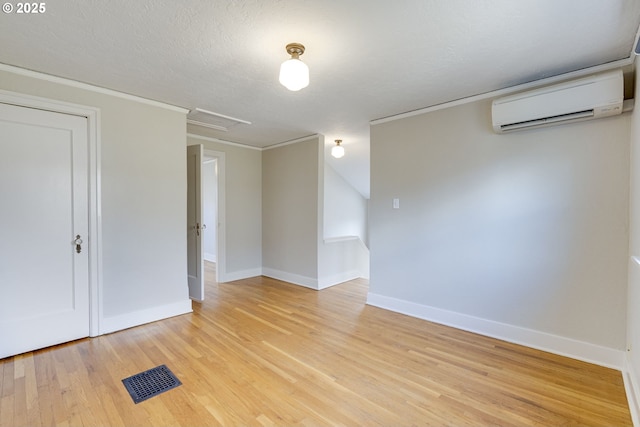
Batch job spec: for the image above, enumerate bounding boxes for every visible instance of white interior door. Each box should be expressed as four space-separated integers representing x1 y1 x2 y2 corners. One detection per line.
0 103 89 359
187 144 204 301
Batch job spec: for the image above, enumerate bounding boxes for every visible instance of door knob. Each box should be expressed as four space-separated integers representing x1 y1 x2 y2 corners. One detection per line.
74 235 83 254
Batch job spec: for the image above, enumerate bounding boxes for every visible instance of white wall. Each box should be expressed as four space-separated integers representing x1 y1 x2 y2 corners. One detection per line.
626 56 640 424
369 94 630 367
324 163 369 246
203 159 217 262
318 237 370 285
187 135 262 281
262 138 320 286
0 67 191 333
321 161 370 284
261 136 370 289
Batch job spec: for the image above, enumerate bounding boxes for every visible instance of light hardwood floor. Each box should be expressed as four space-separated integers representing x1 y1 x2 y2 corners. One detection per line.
0 263 632 426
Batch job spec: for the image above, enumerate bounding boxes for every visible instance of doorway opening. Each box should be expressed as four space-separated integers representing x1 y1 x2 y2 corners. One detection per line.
186 145 226 301
203 156 218 286
204 149 225 284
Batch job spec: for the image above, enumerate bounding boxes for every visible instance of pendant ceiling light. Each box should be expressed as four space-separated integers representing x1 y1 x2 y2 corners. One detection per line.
331 139 345 158
279 43 309 91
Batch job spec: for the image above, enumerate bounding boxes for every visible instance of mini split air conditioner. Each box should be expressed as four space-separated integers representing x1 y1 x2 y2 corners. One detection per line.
491 69 624 133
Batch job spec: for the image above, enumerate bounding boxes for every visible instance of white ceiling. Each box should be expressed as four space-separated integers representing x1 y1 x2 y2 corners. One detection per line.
1 1 640 198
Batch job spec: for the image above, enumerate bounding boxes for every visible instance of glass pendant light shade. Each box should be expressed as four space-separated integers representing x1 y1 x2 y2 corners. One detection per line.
279 43 309 91
331 140 345 158
279 58 309 91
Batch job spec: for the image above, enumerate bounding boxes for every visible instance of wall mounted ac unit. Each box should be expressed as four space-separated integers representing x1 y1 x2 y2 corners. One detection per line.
491 70 623 133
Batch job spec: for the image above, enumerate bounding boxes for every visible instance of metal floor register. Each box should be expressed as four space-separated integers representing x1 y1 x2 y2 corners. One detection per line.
122 364 182 404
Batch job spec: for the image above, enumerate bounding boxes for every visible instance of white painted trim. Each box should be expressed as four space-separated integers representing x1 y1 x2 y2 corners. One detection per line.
0 63 188 114
89 108 102 338
262 268 319 290
187 119 229 132
203 149 226 285
222 266 359 289
324 235 359 243
192 107 251 125
366 292 625 370
187 133 262 151
188 131 319 152
263 134 319 150
100 299 192 335
624 355 640 427
0 89 103 338
627 257 640 426
189 130 319 152
318 270 361 289
370 58 634 125
222 268 263 283
204 252 217 263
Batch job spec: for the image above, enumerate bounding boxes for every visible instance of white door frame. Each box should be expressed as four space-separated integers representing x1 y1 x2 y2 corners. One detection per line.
0 89 102 337
204 149 226 283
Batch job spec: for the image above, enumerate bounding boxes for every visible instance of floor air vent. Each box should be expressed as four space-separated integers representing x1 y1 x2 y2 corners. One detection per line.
122 364 182 404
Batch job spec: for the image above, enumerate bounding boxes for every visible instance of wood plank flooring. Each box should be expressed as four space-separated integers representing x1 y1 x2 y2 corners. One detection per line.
0 262 632 426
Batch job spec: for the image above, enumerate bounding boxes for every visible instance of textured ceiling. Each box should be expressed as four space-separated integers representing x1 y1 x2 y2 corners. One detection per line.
1 0 640 197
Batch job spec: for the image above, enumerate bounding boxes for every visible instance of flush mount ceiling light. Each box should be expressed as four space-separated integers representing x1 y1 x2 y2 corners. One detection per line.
331 139 345 158
279 43 309 91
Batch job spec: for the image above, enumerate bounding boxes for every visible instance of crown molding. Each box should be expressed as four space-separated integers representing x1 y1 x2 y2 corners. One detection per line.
0 63 188 114
187 133 262 150
371 57 635 126
262 134 319 151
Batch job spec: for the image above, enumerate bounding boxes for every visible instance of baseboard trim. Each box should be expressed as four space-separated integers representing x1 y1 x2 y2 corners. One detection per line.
100 299 192 335
366 292 624 370
318 270 361 290
624 355 640 426
230 268 361 290
222 268 263 283
204 252 217 263
262 268 319 290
